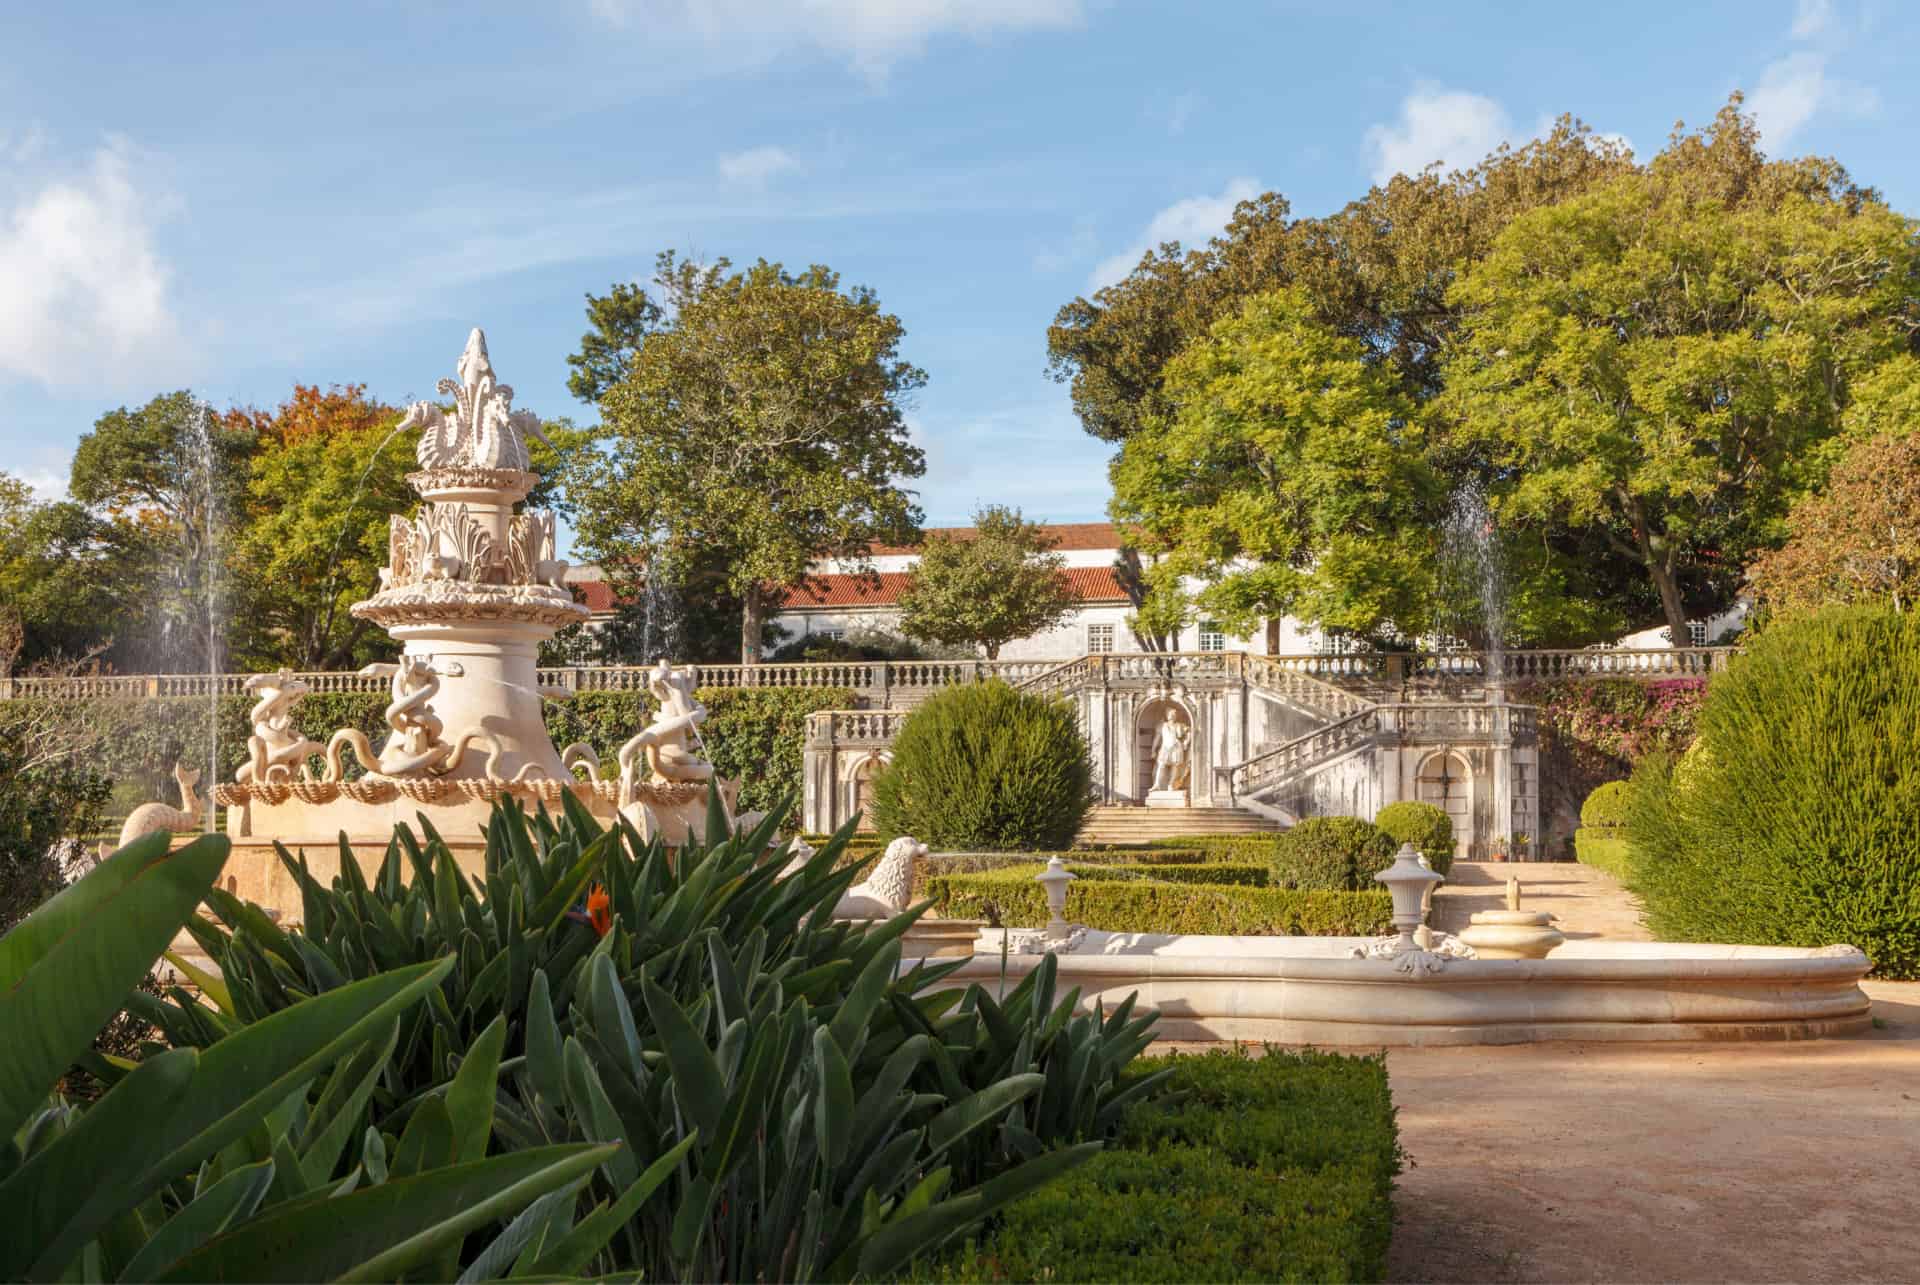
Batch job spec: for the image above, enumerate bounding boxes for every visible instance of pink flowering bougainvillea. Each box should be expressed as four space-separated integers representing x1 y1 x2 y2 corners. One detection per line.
1510 677 1708 855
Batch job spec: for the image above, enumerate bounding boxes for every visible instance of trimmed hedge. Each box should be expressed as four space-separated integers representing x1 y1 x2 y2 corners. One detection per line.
1372 801 1456 874
910 1047 1402 1283
1625 606 1920 978
926 866 1391 936
1269 817 1397 892
1572 829 1634 882
1579 781 1632 831
871 681 1093 850
1067 863 1270 888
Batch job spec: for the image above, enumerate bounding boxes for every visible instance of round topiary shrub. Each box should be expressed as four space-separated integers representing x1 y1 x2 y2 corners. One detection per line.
869 680 1092 851
1624 605 1920 978
1372 801 1455 875
1579 781 1632 830
1268 816 1397 891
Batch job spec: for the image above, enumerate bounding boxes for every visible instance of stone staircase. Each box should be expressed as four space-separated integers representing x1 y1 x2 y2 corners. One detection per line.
1077 805 1283 846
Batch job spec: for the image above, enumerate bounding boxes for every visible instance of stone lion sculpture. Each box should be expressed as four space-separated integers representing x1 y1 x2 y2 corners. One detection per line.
834 835 927 920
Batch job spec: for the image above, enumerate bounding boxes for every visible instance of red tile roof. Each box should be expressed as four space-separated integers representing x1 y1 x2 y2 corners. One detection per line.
867 522 1121 556
776 565 1129 610
574 580 616 614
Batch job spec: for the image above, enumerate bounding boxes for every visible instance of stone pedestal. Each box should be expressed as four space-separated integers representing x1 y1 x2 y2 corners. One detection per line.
1144 790 1190 809
1458 909 1566 959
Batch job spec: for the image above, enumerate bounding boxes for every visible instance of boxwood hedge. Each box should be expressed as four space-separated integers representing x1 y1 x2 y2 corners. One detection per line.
909 1047 1403 1283
925 866 1391 936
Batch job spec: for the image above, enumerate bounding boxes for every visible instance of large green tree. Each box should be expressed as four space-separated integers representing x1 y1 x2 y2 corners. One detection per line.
0 474 138 670
573 252 927 663
1110 288 1441 639
67 390 258 672
896 506 1077 659
1046 117 1635 446
1439 111 1918 645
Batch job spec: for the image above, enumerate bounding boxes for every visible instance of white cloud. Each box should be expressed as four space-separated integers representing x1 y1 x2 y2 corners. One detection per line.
19 468 67 501
592 0 1083 80
1746 50 1879 146
1366 86 1512 185
1790 0 1832 38
717 145 802 187
1087 177 1260 292
0 140 186 388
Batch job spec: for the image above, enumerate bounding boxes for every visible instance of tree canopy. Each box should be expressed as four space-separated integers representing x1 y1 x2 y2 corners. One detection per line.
896 507 1078 659
572 252 927 663
1439 113 1918 643
1052 97 1920 646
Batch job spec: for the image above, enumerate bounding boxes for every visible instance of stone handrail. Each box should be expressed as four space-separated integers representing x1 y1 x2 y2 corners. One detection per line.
804 709 908 746
1241 653 1374 720
1225 708 1379 799
1224 702 1539 800
0 646 1734 702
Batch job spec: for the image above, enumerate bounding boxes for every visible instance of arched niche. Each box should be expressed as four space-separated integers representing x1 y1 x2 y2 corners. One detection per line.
1134 696 1193 803
843 751 890 831
1413 750 1473 856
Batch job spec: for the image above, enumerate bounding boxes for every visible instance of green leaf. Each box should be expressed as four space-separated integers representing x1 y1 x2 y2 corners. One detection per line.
812 1027 854 1170
925 1074 1045 1157
0 832 227 1141
114 1159 274 1284
392 1096 455 1179
0 1048 199 1281
446 1015 509 1164
525 969 565 1107
525 1133 697 1277
638 972 725 1136
295 1018 399 1190
853 1142 1103 1279
150 1143 617 1284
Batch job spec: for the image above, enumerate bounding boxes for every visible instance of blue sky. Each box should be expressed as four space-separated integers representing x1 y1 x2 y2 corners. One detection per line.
1 0 1912 546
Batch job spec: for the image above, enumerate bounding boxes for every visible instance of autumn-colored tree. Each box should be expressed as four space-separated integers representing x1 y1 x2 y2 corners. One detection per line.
896 507 1077 659
574 252 926 663
223 385 416 669
1749 361 1920 615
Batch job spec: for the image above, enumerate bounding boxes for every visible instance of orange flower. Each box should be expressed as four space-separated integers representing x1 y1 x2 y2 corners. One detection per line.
586 884 613 938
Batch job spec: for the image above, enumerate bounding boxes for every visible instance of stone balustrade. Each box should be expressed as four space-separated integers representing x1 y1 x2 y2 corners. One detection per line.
0 646 1732 703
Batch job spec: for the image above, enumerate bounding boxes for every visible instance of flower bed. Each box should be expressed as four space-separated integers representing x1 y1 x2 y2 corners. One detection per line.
909 1046 1403 1283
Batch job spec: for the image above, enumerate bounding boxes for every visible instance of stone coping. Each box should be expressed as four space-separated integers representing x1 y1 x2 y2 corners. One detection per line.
922 937 1873 1045
212 776 703 809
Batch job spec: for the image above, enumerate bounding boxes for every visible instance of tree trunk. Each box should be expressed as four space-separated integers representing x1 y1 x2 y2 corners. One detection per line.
1627 495 1691 648
740 588 766 665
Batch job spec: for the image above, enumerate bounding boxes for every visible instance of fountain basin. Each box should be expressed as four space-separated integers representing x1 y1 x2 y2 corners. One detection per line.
937 931 1872 1045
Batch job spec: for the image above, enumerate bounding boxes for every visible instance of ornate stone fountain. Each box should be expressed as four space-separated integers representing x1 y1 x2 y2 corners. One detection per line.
201 330 730 899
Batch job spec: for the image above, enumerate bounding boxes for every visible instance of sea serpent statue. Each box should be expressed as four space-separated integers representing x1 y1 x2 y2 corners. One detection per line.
235 669 326 784
320 656 507 780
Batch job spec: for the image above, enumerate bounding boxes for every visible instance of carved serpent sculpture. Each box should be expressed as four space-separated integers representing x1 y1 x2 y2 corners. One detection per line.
236 671 326 784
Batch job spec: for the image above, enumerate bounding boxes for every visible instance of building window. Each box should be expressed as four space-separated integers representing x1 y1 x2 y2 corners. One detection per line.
814 627 846 643
1198 621 1226 652
1688 621 1708 648
1086 623 1115 653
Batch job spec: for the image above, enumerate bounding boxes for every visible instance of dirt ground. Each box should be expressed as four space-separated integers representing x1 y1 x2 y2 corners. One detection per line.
1382 979 1920 1284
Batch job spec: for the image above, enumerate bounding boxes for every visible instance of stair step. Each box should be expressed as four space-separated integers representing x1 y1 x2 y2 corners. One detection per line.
1076 806 1284 845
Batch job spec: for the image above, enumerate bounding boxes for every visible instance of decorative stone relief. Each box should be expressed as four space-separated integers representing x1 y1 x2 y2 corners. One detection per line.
1350 931 1477 975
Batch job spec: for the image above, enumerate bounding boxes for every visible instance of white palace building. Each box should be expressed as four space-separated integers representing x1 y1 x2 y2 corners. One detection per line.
568 523 1731 857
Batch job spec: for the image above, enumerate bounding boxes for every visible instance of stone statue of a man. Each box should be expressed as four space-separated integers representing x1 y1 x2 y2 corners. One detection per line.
1152 717 1191 792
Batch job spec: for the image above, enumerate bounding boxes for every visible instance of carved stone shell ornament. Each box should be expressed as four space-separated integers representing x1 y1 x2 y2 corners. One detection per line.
403 328 554 472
